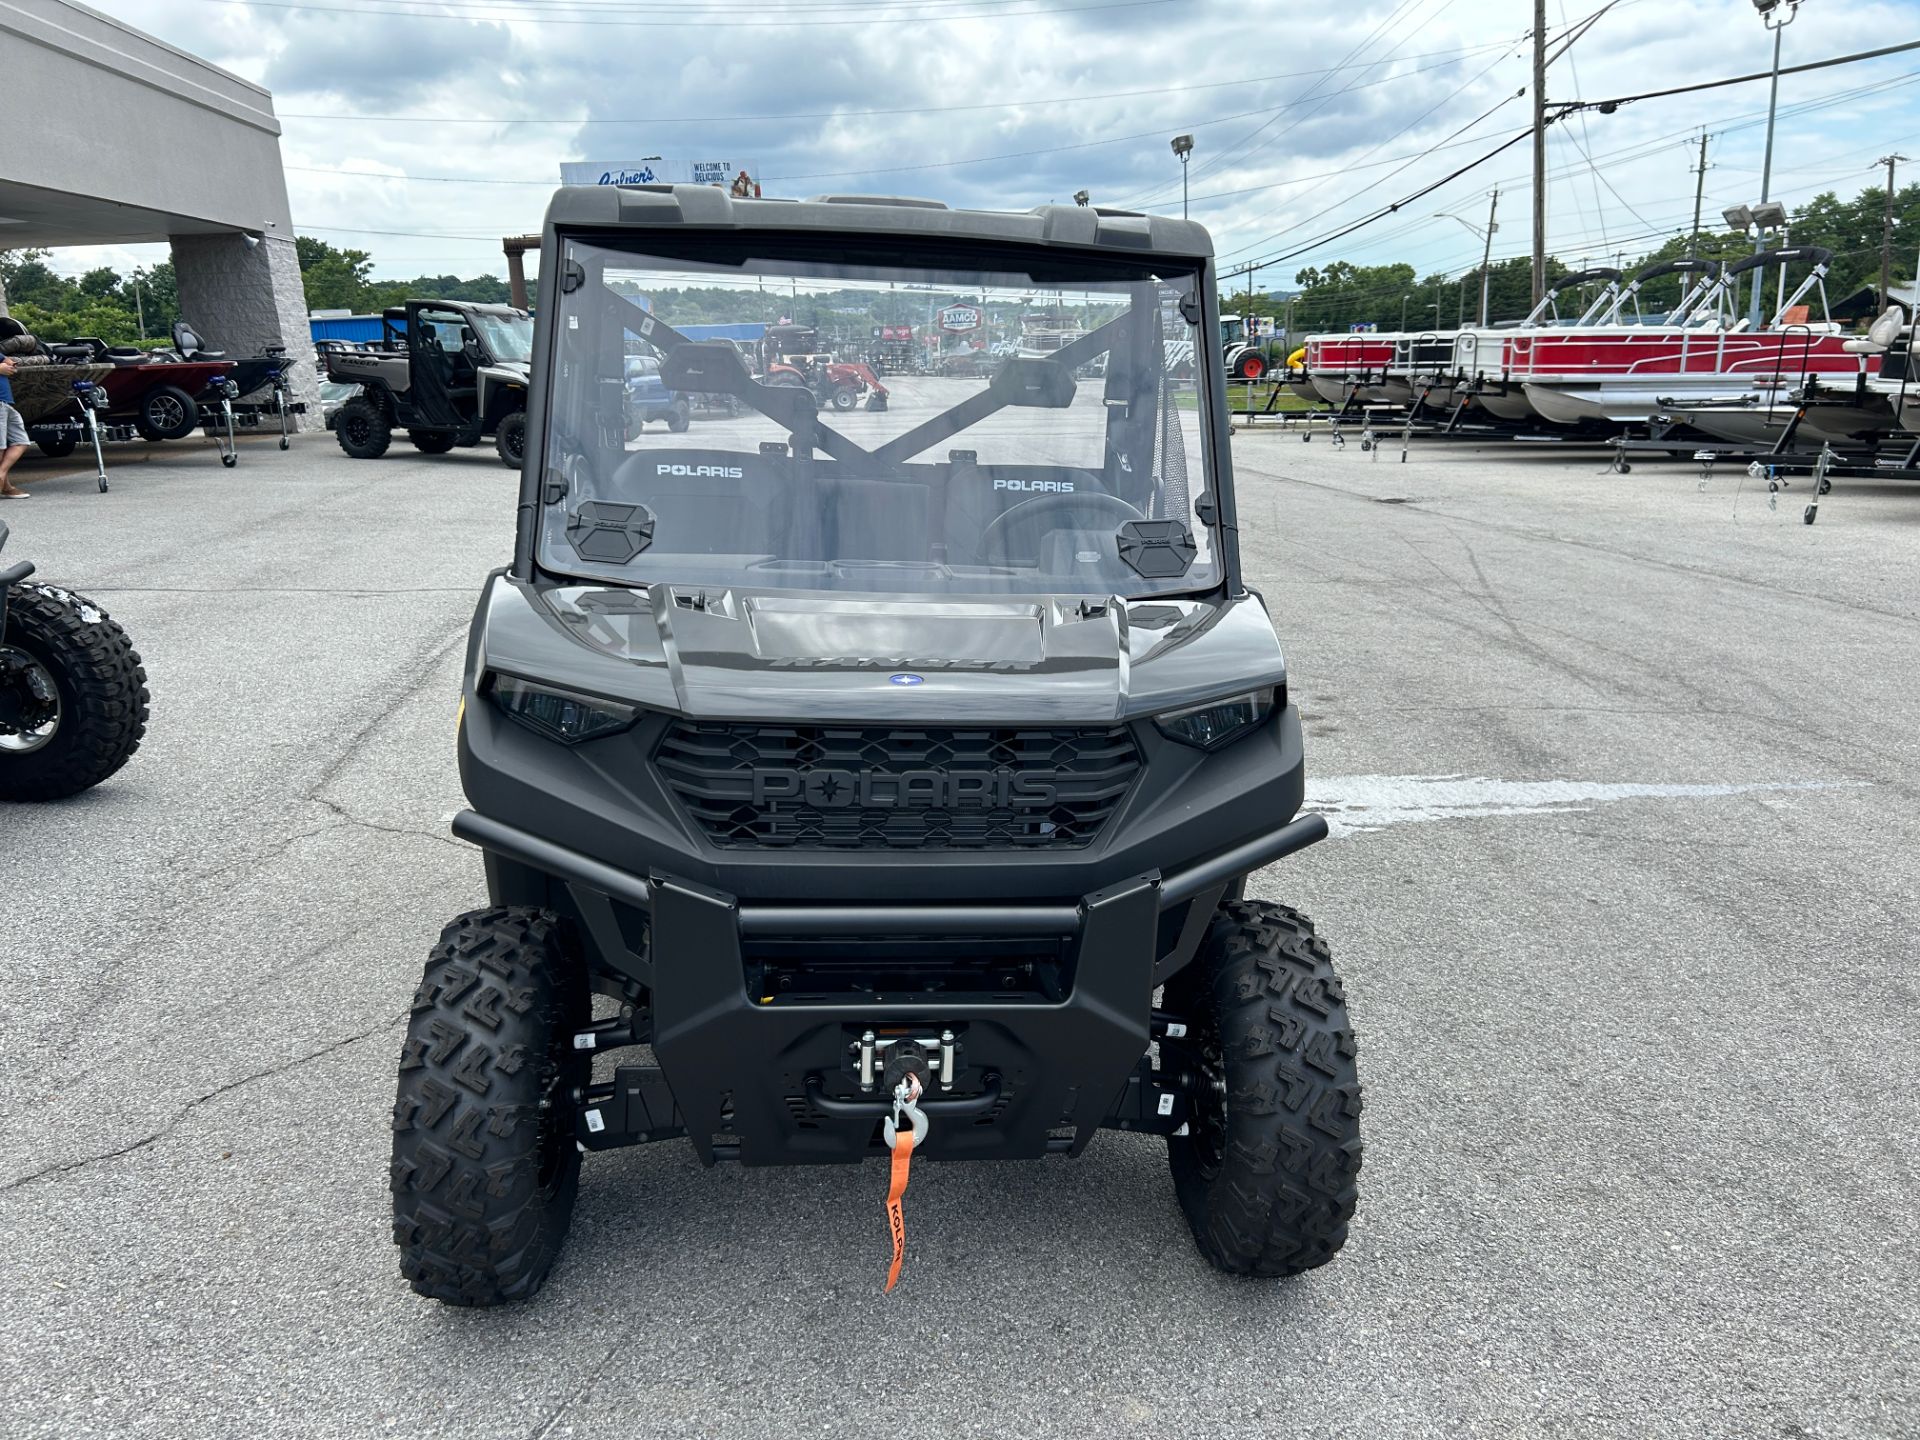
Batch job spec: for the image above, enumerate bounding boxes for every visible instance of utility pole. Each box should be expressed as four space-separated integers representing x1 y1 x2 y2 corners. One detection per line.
1689 133 1712 258
1531 0 1548 306
1480 188 1499 326
1879 154 1909 310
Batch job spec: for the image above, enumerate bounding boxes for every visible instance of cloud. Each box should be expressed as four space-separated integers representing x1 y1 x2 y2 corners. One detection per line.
39 0 1920 289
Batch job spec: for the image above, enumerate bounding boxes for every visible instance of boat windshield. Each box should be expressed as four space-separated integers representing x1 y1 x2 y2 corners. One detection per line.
534 236 1220 598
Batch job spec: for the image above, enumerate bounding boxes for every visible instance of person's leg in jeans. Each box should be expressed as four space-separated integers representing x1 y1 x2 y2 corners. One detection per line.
0 403 28 497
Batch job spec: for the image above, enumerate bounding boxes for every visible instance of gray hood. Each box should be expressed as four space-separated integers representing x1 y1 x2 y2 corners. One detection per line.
474 577 1286 725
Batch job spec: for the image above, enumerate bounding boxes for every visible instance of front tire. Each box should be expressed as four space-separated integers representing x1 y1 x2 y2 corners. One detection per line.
1163 900 1362 1277
391 907 589 1306
495 410 527 469
335 397 391 459
0 584 149 801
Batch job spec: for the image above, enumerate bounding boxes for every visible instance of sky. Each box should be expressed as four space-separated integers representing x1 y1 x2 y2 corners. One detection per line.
47 0 1920 292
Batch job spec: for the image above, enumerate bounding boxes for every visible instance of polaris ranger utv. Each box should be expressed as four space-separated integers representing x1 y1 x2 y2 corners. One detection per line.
392 185 1361 1305
326 301 533 467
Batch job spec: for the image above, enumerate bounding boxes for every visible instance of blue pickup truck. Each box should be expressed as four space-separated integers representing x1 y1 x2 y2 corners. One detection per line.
623 354 691 436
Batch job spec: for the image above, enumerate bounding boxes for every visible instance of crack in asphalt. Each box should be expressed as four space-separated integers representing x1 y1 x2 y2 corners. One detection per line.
525 1343 621 1440
0 1014 407 1194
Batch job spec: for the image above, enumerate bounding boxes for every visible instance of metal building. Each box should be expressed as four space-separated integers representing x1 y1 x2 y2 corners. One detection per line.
0 0 321 425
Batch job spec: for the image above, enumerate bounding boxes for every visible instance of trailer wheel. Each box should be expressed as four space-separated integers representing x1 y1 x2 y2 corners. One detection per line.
32 430 77 460
409 430 458 455
0 583 149 801
1162 900 1362 1277
391 907 589 1306
138 385 200 442
334 397 391 459
495 410 528 469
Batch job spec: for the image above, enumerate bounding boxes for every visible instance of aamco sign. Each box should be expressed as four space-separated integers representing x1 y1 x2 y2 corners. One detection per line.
938 304 982 333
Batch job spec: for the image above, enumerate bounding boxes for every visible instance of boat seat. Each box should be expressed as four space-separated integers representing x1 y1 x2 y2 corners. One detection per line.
169 320 226 362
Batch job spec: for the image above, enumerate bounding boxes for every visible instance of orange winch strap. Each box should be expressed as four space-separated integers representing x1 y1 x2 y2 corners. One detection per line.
884 1130 914 1292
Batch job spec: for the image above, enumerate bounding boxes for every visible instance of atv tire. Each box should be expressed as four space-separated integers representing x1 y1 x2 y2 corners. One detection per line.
335 397 391 459
1163 900 1362 1277
0 583 149 801
495 410 527 470
409 430 458 454
33 429 77 460
138 384 200 442
391 907 589 1306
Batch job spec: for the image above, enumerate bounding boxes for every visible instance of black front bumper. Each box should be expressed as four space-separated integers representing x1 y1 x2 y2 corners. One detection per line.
452 808 1326 1166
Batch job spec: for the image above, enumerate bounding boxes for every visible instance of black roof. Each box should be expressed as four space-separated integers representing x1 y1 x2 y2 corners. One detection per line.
539 184 1213 260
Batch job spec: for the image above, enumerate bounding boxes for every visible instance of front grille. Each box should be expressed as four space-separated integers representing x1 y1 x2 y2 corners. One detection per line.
656 721 1141 850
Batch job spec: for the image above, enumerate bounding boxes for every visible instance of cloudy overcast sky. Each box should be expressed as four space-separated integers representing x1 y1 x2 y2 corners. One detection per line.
54 0 1920 289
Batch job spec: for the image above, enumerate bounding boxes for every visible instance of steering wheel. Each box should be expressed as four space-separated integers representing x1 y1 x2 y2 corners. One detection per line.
978 489 1144 565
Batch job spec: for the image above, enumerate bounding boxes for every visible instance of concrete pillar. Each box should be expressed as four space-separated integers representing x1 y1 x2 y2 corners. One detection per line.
170 231 322 430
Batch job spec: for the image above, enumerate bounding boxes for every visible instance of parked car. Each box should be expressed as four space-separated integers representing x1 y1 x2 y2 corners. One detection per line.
624 354 690 436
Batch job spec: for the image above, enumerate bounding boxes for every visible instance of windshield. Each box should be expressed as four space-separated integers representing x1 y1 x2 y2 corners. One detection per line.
472 311 532 363
535 237 1219 598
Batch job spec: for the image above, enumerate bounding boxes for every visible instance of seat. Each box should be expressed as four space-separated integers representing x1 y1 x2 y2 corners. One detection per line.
170 321 225 361
607 449 790 556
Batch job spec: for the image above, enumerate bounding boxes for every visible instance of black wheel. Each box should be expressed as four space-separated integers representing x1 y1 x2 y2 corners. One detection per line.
391 907 589 1306
1162 900 1362 1277
0 583 149 801
220 453 237 469
769 374 818 412
409 430 458 455
495 410 527 469
139 384 200 441
830 385 858 412
666 404 691 433
625 409 646 443
32 429 77 460
335 397 391 459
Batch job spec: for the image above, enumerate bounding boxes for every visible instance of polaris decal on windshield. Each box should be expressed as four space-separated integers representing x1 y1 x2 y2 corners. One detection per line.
993 478 1075 493
657 463 745 479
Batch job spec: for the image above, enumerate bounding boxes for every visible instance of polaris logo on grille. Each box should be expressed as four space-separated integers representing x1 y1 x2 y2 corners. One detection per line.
750 768 1059 809
993 478 1075 493
766 657 1040 672
657 463 744 478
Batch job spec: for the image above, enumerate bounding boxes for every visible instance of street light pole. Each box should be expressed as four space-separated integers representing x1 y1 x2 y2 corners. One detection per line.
1170 135 1195 219
1879 154 1909 310
1749 0 1800 326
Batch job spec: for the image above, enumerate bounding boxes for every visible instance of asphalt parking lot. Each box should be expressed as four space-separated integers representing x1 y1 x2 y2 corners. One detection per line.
2 420 1916 1439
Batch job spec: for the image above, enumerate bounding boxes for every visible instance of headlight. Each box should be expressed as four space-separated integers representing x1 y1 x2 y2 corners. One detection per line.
1154 688 1275 751
490 675 637 744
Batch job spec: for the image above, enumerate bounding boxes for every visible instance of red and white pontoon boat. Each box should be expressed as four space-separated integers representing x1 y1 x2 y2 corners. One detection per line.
1513 247 1878 426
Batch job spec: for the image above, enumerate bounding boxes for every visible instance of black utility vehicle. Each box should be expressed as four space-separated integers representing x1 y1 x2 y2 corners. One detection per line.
392 186 1361 1305
0 521 149 799
325 301 533 467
